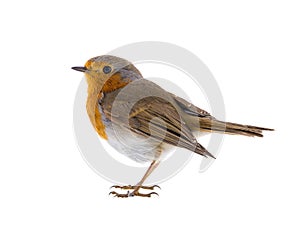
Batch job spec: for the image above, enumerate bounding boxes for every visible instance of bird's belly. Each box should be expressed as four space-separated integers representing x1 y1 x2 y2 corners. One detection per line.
98 100 183 163
98 105 162 163
103 122 165 163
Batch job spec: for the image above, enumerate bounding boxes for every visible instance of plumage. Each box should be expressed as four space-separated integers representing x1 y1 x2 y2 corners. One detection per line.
72 55 273 197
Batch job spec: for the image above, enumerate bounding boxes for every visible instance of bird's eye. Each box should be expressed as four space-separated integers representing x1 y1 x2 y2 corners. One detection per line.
103 66 112 74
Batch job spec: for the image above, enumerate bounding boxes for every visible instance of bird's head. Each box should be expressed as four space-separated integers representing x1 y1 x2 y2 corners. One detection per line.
72 55 142 93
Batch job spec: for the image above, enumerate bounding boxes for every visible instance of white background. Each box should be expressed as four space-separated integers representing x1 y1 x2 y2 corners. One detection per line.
0 0 299 224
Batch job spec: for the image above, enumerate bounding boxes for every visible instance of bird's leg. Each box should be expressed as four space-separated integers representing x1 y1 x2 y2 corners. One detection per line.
109 160 160 198
130 160 160 197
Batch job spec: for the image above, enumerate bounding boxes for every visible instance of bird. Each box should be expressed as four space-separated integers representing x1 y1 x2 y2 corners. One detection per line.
72 55 273 198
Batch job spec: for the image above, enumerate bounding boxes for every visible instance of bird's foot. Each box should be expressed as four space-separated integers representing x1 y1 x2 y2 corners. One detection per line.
109 185 160 198
109 190 158 198
110 184 160 190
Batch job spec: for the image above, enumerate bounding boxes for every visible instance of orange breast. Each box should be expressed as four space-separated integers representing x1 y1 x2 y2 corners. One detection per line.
87 73 130 140
101 73 129 93
94 104 108 140
86 92 108 140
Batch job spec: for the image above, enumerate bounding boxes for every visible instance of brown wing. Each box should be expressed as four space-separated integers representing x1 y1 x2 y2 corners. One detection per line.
172 94 213 118
128 97 198 151
100 79 214 158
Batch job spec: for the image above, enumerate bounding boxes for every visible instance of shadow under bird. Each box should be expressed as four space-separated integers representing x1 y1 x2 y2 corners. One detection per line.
72 55 273 198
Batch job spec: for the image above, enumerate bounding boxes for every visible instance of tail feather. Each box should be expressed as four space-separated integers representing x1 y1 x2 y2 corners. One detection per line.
195 143 216 159
200 119 274 137
192 119 273 159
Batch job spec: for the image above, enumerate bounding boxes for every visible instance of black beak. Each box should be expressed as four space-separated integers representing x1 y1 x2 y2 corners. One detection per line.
71 66 87 72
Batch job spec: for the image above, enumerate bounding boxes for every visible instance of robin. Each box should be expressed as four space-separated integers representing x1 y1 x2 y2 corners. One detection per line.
72 55 273 198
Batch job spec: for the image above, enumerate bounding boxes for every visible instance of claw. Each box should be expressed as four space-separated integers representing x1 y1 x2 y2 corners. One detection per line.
150 185 161 190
